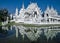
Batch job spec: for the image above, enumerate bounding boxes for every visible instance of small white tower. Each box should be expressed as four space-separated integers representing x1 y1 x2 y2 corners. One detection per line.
19 2 25 18
10 14 12 20
15 8 18 16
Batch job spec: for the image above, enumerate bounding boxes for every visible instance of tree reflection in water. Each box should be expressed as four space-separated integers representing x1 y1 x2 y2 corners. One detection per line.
0 26 8 34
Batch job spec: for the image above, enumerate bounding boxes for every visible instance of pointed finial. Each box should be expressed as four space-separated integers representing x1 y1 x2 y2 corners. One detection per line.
51 6 54 10
16 8 18 13
47 5 50 10
15 8 18 15
22 0 24 9
30 1 32 4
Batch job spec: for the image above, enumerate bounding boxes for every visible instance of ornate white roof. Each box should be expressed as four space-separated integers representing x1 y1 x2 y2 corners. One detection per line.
25 3 43 15
50 6 58 16
45 6 58 17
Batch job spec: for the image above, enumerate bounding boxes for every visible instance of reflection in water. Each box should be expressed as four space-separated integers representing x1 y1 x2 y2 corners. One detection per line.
0 25 60 43
0 26 15 38
0 26 8 38
14 25 60 41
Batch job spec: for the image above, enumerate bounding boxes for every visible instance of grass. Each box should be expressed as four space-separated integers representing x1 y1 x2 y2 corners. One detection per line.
21 24 60 27
3 22 60 27
0 22 2 26
9 22 60 27
5 22 15 26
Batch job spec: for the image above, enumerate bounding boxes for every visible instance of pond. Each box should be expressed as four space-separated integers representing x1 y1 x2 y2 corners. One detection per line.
0 25 60 43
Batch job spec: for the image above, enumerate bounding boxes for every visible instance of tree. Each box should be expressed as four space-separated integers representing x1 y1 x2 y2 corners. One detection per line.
0 8 9 22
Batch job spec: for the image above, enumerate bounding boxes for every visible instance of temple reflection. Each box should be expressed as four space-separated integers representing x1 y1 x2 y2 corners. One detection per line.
0 25 60 43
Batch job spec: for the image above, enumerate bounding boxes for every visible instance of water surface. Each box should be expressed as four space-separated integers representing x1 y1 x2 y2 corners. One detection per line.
0 25 60 43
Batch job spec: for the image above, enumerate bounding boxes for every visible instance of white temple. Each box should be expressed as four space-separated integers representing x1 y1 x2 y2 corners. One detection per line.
10 3 60 24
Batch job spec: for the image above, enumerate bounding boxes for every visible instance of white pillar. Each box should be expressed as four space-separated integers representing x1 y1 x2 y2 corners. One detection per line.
49 18 51 23
10 26 12 30
15 27 18 38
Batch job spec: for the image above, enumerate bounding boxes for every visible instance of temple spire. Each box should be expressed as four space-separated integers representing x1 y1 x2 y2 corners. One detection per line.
47 5 50 10
15 8 18 16
22 1 24 9
51 6 54 10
